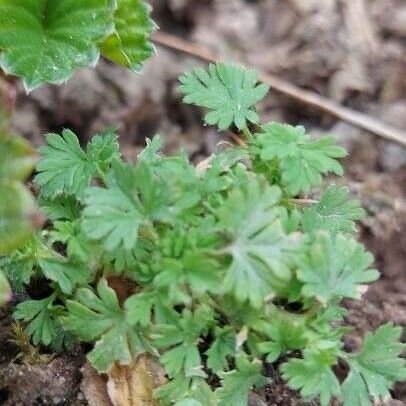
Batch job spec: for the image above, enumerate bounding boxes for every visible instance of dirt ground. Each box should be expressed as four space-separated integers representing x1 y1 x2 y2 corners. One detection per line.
1 0 405 405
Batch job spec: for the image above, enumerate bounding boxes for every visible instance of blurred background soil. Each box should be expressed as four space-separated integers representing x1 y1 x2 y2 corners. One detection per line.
1 0 405 404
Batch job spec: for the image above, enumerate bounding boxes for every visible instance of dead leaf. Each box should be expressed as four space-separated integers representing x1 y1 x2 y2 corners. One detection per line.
236 326 249 350
107 354 167 406
196 155 213 175
81 362 112 406
106 276 138 305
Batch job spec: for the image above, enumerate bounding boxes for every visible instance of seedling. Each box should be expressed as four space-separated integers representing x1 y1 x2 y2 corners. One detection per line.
0 2 404 405
0 0 155 302
3 62 405 406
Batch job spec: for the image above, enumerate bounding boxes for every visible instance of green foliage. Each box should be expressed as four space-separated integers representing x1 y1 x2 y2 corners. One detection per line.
180 63 269 130
35 129 120 198
282 348 341 406
298 233 379 303
62 279 150 372
0 0 153 304
0 132 37 181
342 324 406 405
0 182 36 255
14 294 62 347
153 306 212 378
38 257 90 295
0 0 114 91
1 236 46 290
0 0 156 91
100 0 156 72
282 323 406 406
302 185 365 236
216 179 297 307
156 377 217 406
216 357 267 406
0 130 37 304
6 63 405 406
0 134 37 255
256 122 347 195
206 327 236 373
256 308 307 362
82 176 142 251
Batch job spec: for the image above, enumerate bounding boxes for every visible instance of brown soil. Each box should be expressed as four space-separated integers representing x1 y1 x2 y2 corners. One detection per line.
1 0 405 404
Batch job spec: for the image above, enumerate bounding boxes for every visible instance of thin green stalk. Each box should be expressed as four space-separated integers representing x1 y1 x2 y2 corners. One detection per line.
242 127 254 142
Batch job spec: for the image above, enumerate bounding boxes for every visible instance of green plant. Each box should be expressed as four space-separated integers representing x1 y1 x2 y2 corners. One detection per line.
0 0 155 303
5 62 405 405
0 0 156 91
0 78 37 304
10 321 44 364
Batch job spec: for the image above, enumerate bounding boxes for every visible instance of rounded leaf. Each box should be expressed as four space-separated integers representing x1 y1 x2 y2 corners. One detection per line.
0 0 115 90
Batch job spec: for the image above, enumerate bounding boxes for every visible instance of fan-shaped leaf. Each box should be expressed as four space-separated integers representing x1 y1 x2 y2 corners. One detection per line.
302 186 365 236
63 279 149 372
342 324 406 406
217 179 298 307
282 348 341 406
257 123 347 195
298 233 379 303
180 63 269 130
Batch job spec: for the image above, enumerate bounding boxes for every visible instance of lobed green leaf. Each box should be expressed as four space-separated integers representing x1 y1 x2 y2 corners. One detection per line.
298 233 379 303
216 357 268 406
342 324 406 405
302 185 365 236
217 178 298 307
180 63 269 130
257 123 347 195
282 348 341 406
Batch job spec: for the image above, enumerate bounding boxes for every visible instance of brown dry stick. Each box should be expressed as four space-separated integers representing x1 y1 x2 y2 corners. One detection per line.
152 31 406 147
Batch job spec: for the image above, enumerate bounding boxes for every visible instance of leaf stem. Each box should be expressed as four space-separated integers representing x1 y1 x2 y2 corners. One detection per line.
206 294 231 325
94 162 109 185
289 198 318 205
242 127 254 142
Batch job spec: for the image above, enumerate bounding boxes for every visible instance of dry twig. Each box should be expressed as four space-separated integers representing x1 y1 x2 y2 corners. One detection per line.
152 31 406 147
